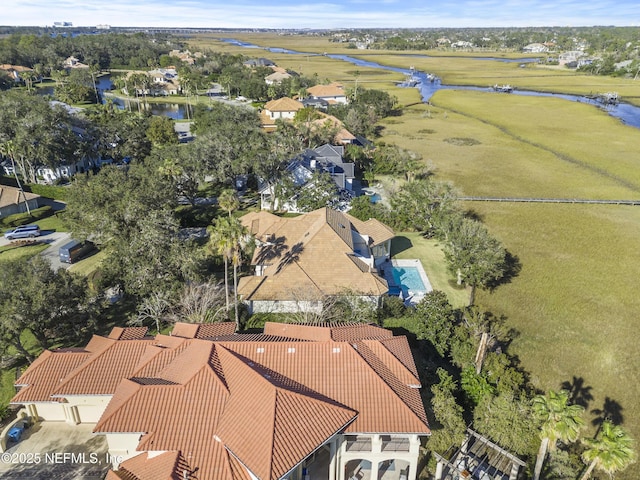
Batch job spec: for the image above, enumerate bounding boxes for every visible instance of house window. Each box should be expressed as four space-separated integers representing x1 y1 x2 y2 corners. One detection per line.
345 435 372 452
381 435 410 452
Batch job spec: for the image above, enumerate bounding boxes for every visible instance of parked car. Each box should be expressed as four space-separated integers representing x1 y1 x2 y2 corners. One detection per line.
3 224 41 240
59 239 95 264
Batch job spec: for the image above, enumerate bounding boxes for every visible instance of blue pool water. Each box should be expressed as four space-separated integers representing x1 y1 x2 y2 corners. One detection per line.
389 266 427 296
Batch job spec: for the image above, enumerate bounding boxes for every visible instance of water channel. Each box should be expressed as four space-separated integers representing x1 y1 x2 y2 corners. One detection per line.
40 40 640 128
223 38 640 129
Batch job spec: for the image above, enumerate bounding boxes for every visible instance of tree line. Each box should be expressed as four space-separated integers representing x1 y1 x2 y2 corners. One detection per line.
0 43 635 478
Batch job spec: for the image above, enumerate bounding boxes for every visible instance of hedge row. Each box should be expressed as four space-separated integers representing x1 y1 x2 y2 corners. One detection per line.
1 206 54 228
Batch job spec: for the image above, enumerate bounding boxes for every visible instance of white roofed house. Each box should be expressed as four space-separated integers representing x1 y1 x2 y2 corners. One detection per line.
147 68 181 95
260 97 305 131
523 43 548 53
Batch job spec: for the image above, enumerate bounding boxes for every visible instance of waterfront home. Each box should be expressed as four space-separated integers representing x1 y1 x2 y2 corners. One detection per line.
238 207 393 314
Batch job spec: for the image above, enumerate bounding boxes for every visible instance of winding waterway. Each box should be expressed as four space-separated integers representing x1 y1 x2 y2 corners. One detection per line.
223 38 640 129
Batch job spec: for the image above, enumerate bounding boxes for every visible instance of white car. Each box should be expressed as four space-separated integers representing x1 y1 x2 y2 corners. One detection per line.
4 224 41 240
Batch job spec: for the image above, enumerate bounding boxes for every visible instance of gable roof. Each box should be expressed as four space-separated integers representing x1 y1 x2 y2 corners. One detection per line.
15 323 429 480
238 208 391 301
0 185 40 210
265 71 292 83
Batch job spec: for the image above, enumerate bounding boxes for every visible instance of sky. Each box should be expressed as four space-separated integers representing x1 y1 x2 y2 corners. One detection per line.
2 0 639 29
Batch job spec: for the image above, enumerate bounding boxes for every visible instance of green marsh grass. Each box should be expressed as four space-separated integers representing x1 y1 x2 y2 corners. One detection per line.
185 34 640 468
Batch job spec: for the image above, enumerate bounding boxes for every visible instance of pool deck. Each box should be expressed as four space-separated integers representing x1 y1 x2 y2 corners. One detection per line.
381 259 433 305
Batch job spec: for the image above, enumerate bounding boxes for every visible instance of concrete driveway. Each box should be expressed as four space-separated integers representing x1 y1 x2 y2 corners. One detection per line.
0 231 72 270
38 231 72 270
0 422 110 479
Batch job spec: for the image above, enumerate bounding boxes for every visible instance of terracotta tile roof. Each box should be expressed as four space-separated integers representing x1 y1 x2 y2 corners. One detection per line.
220 340 429 434
109 451 192 480
263 321 393 342
215 346 357 480
377 336 421 383
171 322 237 339
263 97 304 112
52 334 158 396
109 327 150 340
238 208 390 301
307 82 346 98
12 349 92 403
18 323 429 480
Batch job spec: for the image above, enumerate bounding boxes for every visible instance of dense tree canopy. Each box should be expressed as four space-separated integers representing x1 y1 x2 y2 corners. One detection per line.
0 90 87 183
65 163 192 297
0 257 94 361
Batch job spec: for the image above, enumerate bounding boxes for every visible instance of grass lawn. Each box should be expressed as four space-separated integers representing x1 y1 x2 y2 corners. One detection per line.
187 34 640 472
391 232 469 309
68 249 107 276
0 243 48 263
34 213 68 233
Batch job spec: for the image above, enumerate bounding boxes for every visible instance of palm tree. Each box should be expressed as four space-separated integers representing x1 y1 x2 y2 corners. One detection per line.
207 216 252 330
579 420 636 480
532 389 585 480
218 188 240 217
207 217 235 313
0 140 31 215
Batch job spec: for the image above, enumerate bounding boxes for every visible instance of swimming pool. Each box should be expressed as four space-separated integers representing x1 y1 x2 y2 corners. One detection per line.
389 265 427 296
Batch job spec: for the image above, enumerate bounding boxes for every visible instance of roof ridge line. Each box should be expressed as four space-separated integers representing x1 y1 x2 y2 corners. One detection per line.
350 341 429 429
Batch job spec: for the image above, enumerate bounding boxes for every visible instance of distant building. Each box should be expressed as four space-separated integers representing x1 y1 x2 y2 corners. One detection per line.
523 43 549 53
63 56 89 69
306 82 348 104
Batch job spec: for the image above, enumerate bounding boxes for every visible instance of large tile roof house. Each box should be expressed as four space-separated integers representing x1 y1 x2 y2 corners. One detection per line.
11 322 430 480
306 83 348 104
238 208 394 314
262 97 305 122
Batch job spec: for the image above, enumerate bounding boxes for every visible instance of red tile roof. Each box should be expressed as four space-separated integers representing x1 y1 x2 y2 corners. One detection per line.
14 324 429 480
12 349 92 403
171 322 237 339
107 451 192 480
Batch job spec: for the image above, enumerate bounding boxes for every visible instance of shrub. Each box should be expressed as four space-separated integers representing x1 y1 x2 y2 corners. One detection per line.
28 183 70 201
1 206 54 228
